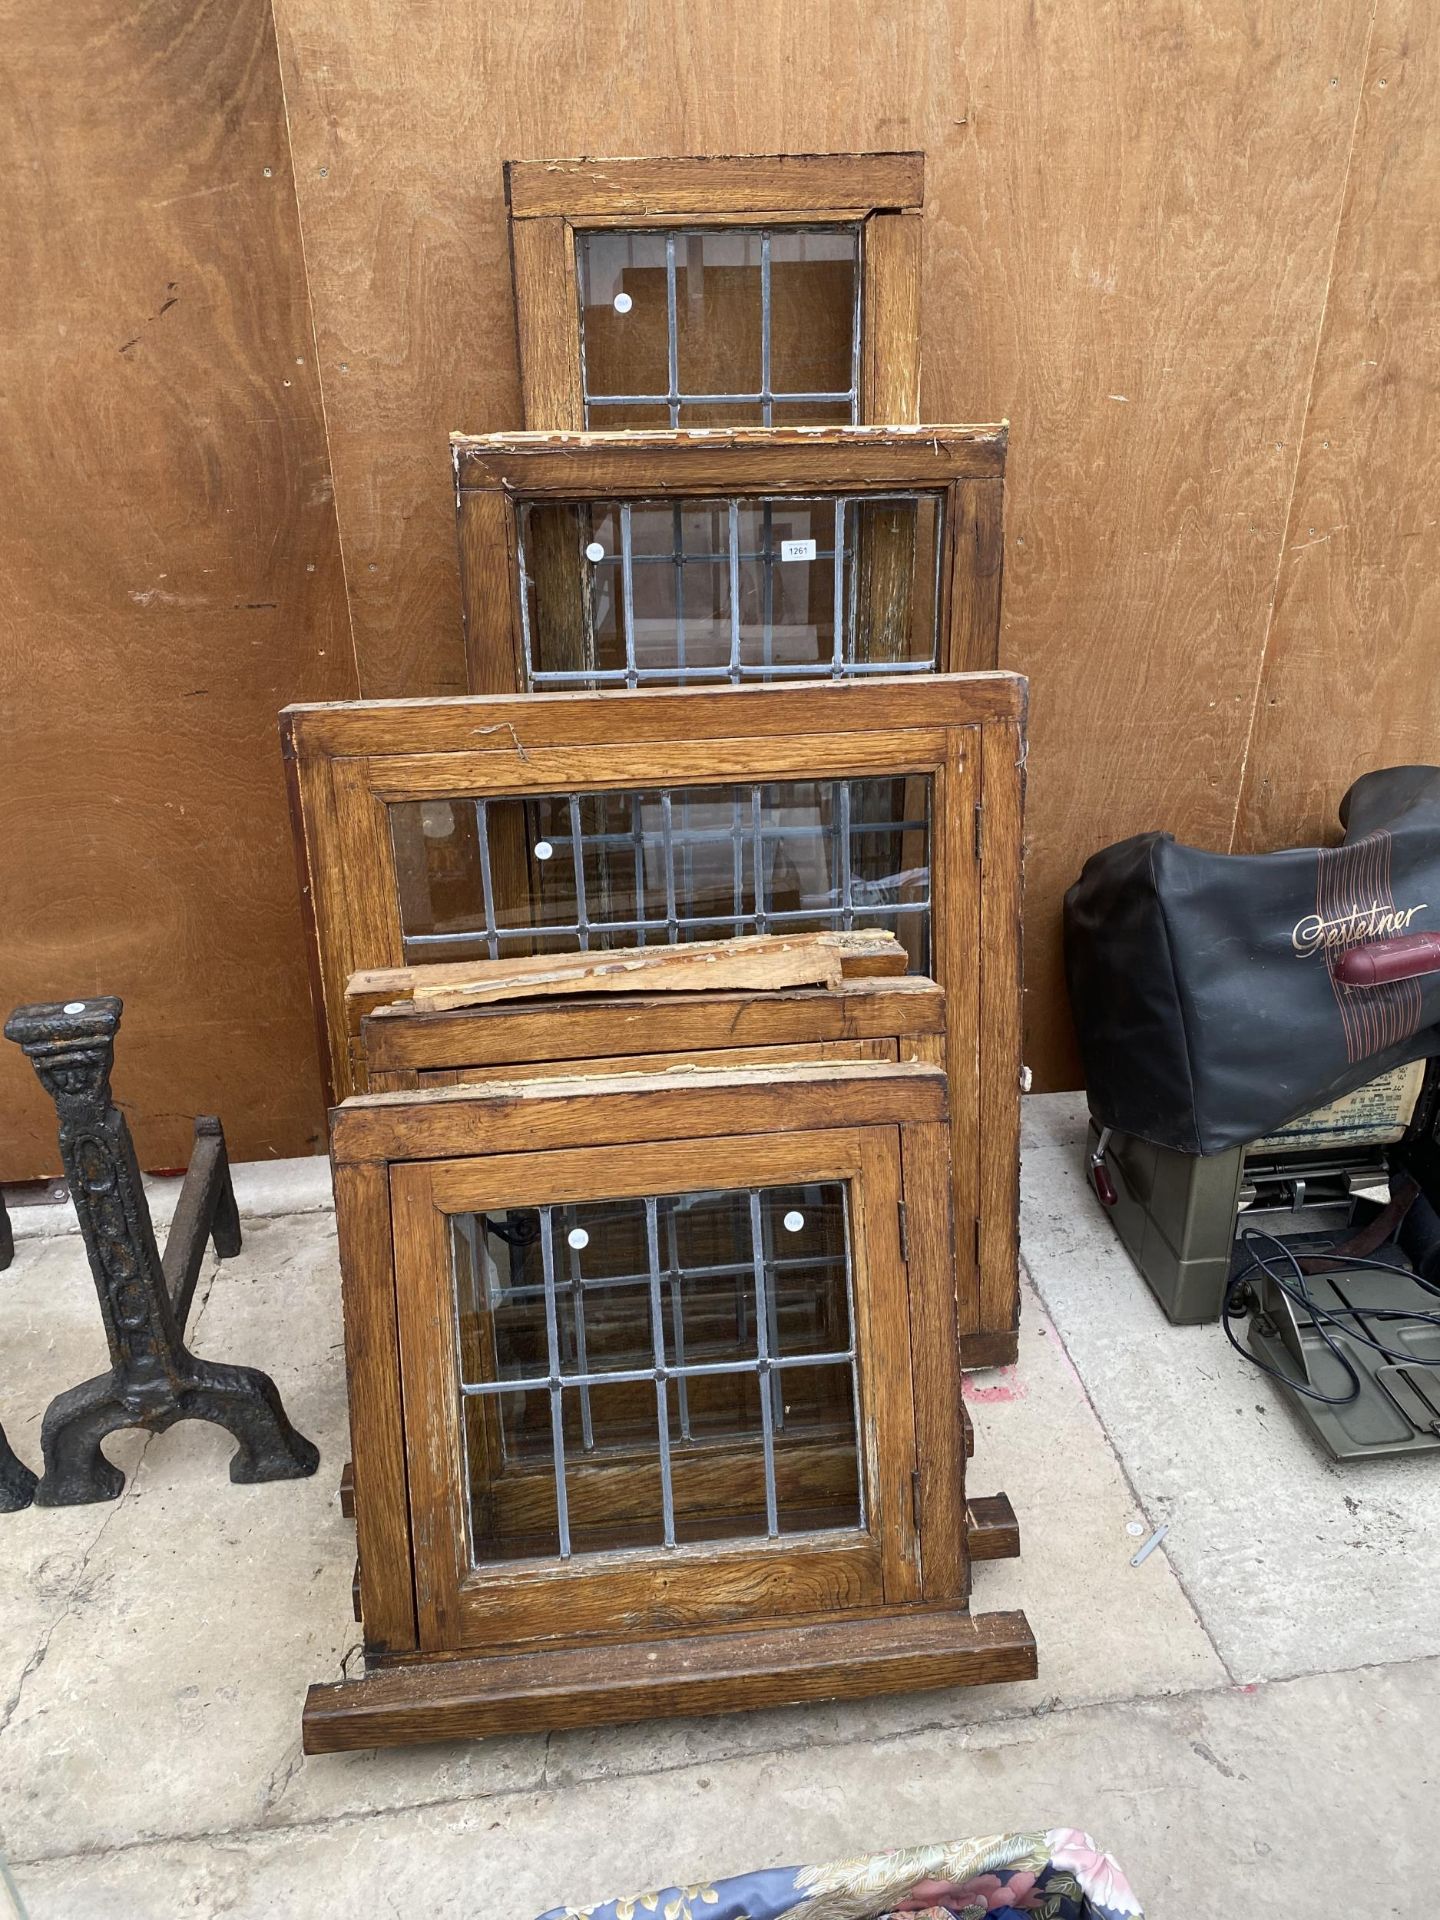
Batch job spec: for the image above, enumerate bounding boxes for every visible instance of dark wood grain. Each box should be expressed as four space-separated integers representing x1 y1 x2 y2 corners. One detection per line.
966 1493 1022 1561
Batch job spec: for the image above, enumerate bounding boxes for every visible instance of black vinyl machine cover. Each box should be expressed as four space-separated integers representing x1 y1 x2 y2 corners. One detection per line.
1063 766 1440 1154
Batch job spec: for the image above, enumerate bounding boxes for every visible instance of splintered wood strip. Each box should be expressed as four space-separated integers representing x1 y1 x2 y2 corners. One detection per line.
348 936 909 1026
373 1037 894 1093
329 1059 949 1165
452 426 1005 493
451 425 1006 492
301 1606 1036 1751
402 932 904 1011
357 977 941 1076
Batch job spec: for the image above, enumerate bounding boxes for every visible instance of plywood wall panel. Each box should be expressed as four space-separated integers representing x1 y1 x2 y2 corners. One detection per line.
272 0 1375 1090
0 0 357 1179
940 0 1375 1085
1233 1 1440 856
271 0 937 697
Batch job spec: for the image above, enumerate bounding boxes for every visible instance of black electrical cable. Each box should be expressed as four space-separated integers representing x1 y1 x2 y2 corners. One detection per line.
1222 1226 1440 1405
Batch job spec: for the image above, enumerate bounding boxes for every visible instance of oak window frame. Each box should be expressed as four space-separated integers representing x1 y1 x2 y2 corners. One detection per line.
282 674 1027 1365
504 151 925 430
304 1060 1035 1751
452 425 1006 694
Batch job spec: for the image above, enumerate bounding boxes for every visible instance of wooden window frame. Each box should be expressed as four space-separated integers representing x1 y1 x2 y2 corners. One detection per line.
282 673 1027 1365
303 1060 1035 1752
504 151 925 428
452 425 1006 693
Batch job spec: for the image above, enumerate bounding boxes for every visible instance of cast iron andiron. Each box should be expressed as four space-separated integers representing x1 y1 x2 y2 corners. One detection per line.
0 1422 36 1512
4 997 319 1506
0 1172 36 1508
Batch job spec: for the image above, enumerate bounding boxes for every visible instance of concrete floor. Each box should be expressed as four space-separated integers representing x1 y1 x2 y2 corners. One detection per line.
0 1093 1434 1918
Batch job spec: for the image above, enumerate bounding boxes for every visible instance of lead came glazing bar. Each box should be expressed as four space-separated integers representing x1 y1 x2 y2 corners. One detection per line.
761 500 775 669
644 1199 677 1549
659 791 679 938
586 389 857 409
564 1218 596 1453
619 503 638 688
566 794 592 950
727 498 742 678
750 786 769 934
663 1200 692 1441
522 489 938 687
474 798 501 961
461 1347 854 1399
832 498 846 675
759 230 773 426
839 1192 866 1530
849 224 864 414
538 1209 572 1560
458 1183 862 1560
664 233 680 428
578 224 861 422
758 1197 785 1433
672 503 687 669
402 778 929 960
628 791 649 944
837 780 854 930
748 1190 780 1537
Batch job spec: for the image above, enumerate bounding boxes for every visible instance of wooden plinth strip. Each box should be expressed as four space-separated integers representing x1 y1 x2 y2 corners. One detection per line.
302 1607 1036 1753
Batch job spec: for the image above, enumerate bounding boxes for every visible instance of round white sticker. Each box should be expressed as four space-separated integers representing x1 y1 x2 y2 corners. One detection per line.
567 1227 590 1251
584 541 606 561
613 292 633 314
783 1210 806 1233
534 840 554 861
63 1001 86 1014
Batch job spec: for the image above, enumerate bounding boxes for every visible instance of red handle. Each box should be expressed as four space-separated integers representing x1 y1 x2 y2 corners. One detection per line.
1090 1161 1118 1207
1334 931 1440 988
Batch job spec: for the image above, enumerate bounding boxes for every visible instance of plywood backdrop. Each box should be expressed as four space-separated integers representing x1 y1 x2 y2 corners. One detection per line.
3 0 1432 1174
0 0 356 1178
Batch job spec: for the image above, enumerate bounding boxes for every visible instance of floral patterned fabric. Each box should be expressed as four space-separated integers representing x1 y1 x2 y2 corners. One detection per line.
537 1829 1142 1920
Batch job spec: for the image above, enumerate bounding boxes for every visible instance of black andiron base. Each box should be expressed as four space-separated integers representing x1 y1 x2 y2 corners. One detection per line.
0 1422 37 1511
4 997 319 1506
0 1125 38 1509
